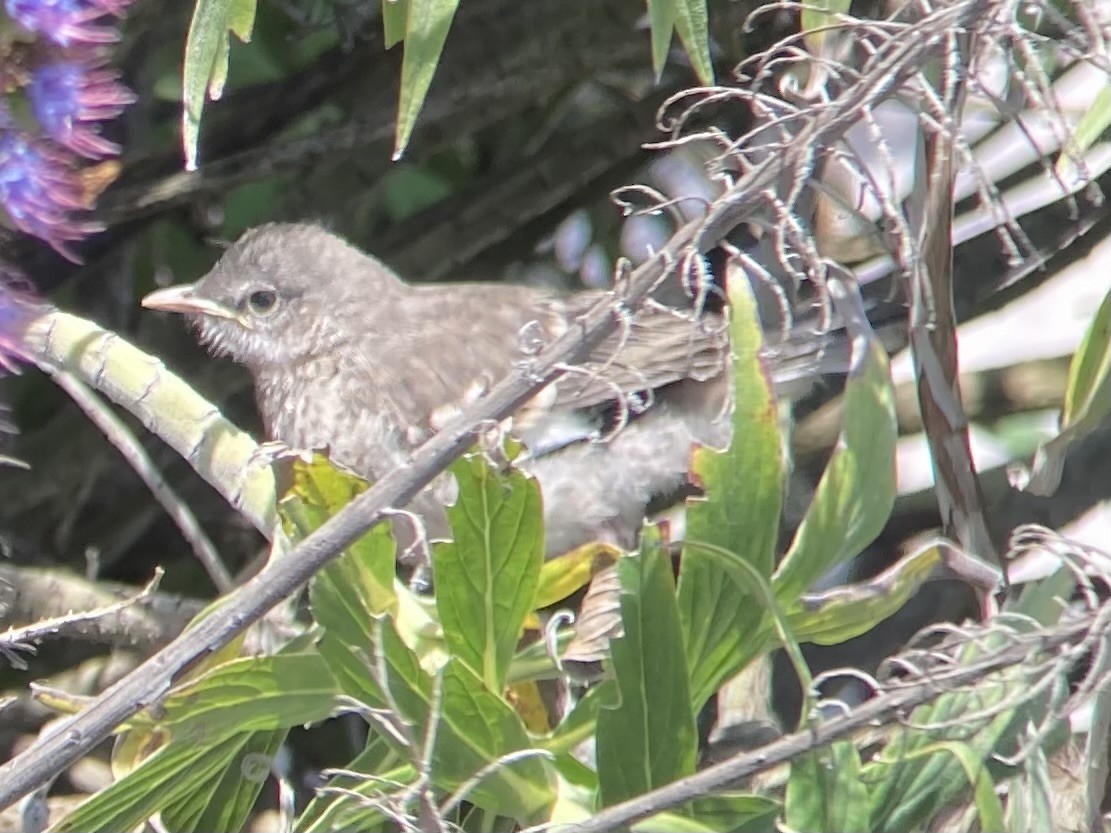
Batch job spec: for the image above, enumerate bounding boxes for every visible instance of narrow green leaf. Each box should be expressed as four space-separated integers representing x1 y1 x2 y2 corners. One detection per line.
394 0 461 158
866 624 1059 832
1021 285 1111 495
1062 285 1111 429
1004 734 1054 833
163 728 288 833
383 0 410 48
53 733 247 832
787 544 942 645
774 335 896 600
1056 80 1111 178
672 0 713 84
182 0 257 170
161 651 340 741
785 742 869 832
677 271 783 710
434 452 543 692
646 0 676 80
597 532 697 806
539 680 617 756
297 734 409 832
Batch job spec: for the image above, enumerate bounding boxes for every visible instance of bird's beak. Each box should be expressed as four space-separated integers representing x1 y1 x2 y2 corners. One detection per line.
141 284 236 320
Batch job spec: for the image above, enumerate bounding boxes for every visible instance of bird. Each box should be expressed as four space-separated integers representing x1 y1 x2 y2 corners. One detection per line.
141 222 753 562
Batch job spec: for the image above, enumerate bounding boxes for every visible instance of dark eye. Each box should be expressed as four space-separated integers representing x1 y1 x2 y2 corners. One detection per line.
247 289 278 315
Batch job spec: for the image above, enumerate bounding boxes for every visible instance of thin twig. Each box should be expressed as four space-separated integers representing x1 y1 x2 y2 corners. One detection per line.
40 365 234 593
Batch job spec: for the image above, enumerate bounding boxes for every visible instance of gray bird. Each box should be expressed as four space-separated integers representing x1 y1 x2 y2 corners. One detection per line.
142 222 750 560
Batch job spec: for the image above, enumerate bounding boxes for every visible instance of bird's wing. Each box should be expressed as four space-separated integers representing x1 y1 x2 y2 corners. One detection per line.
547 293 729 412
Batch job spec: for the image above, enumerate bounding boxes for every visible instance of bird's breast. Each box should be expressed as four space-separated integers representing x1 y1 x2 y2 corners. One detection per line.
254 364 409 481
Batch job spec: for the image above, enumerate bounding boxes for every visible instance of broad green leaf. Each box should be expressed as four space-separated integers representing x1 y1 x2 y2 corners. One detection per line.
646 0 676 80
785 742 869 832
597 532 697 806
672 0 714 84
434 453 543 692
774 334 896 600
1020 284 1111 495
435 659 555 819
394 0 461 158
161 651 340 742
182 0 257 169
162 728 287 833
678 272 783 709
282 454 398 636
383 0 410 48
335 619 555 819
53 733 247 832
786 544 942 645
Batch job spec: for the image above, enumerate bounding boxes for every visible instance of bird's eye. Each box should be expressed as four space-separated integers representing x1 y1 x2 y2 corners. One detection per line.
247 289 278 315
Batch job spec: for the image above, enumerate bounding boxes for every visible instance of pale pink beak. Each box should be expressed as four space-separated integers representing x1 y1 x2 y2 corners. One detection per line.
141 284 236 319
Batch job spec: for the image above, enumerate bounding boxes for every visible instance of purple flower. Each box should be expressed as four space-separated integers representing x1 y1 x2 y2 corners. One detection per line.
0 129 100 261
28 61 135 158
5 0 131 47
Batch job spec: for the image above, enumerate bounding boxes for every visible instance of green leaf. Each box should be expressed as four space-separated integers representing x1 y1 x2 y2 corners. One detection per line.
677 270 784 710
1020 284 1111 495
332 618 555 819
297 733 410 832
672 0 713 84
394 0 461 158
435 659 555 818
866 625 1059 832
162 729 288 833
1062 285 1111 430
539 680 617 756
383 0 410 48
785 742 869 832
786 544 943 645
773 333 896 600
434 453 543 692
283 455 398 631
646 0 676 80
161 651 340 742
597 532 697 806
1056 79 1111 178
53 733 248 832
182 0 257 170
674 795 780 832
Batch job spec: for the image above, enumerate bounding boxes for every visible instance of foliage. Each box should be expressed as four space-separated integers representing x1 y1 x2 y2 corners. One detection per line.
2 0 1110 830
49 257 1057 833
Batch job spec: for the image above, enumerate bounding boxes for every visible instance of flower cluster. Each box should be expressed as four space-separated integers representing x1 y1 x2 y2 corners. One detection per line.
0 0 135 260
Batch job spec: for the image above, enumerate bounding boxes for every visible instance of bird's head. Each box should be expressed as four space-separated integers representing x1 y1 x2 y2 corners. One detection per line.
142 223 401 369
